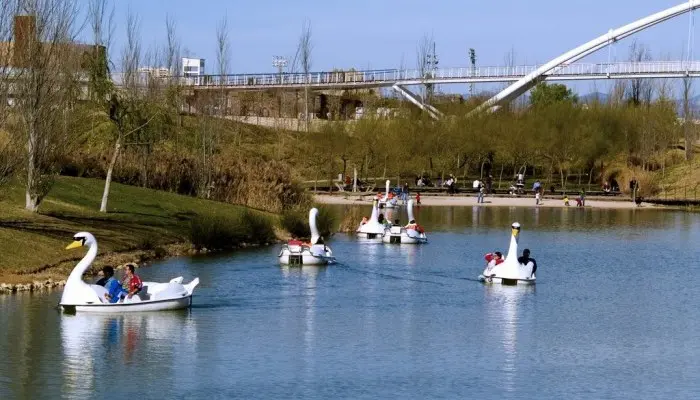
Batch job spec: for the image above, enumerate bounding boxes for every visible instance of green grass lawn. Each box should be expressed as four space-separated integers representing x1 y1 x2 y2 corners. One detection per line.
0 176 271 280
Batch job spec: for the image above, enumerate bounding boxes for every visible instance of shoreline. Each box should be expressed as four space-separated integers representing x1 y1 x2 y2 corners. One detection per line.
0 242 192 294
314 193 662 209
0 240 276 294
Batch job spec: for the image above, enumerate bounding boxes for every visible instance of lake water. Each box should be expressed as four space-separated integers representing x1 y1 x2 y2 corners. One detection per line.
1 205 699 399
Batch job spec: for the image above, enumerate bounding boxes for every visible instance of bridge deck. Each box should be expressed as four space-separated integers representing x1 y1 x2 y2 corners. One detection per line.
111 61 700 90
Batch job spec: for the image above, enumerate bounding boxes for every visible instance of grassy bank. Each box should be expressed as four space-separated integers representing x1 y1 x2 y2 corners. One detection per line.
0 176 279 284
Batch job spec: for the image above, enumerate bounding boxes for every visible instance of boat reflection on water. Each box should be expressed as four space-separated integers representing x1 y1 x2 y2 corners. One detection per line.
483 284 535 393
279 265 322 382
60 311 197 398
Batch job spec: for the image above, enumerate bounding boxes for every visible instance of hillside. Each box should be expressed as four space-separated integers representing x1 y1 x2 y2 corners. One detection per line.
0 176 277 284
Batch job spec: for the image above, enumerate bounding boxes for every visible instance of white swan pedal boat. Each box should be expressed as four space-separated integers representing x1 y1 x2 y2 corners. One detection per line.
59 232 200 313
356 199 387 241
382 199 428 244
279 208 335 265
478 222 536 285
378 180 398 209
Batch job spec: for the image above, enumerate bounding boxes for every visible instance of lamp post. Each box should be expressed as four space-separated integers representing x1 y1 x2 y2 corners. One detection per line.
272 55 288 84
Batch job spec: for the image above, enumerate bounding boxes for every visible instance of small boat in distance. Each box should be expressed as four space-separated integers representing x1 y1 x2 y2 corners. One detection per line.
478 222 536 285
59 232 199 313
382 199 428 244
279 208 335 265
378 180 398 209
356 199 386 241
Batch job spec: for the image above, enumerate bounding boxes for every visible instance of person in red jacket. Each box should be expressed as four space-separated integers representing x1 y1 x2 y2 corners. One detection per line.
124 264 143 298
484 251 504 269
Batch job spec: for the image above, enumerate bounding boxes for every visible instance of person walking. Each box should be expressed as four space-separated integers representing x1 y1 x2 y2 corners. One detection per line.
477 182 485 204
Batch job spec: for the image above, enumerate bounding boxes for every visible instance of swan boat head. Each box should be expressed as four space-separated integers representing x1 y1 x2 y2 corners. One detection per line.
507 222 520 260
60 232 102 306
309 207 321 244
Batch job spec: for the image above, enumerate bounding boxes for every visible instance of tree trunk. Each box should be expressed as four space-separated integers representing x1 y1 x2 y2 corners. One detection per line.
382 156 387 179
25 125 39 212
100 134 123 212
304 85 309 132
559 165 565 191
498 164 504 189
685 123 694 162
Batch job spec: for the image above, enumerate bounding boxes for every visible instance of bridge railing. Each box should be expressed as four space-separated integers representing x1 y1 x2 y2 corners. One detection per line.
109 61 700 88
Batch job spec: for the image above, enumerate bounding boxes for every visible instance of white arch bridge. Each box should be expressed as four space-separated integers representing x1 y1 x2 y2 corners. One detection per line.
115 1 700 119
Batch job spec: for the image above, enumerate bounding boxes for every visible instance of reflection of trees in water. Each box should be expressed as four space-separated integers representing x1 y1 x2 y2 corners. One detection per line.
331 204 684 233
0 293 65 399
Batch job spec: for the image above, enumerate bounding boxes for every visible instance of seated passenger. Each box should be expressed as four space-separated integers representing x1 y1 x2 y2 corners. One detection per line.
360 216 368 225
95 266 111 286
102 266 125 303
517 248 537 278
484 251 504 270
404 219 425 233
123 264 143 300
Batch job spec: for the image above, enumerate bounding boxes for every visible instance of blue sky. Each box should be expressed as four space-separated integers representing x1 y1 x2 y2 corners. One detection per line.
98 0 699 94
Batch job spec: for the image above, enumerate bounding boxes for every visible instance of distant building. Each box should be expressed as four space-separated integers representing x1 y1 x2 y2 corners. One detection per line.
138 66 171 78
182 57 205 77
0 15 105 71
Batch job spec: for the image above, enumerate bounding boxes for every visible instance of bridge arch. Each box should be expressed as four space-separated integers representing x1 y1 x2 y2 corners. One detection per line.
475 1 700 113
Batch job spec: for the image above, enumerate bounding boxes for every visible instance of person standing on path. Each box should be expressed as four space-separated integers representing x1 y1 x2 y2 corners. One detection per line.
477 182 485 204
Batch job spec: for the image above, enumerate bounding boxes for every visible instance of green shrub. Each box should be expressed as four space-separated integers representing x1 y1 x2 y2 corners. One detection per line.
281 210 310 238
189 211 275 250
313 205 336 237
189 214 246 251
280 205 336 239
240 210 276 244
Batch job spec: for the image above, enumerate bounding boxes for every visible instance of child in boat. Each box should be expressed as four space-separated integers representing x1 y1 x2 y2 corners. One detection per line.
121 264 143 300
360 216 368 225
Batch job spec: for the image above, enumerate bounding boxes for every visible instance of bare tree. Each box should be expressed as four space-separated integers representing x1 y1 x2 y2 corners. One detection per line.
100 6 140 212
416 33 436 103
0 1 21 186
682 76 694 161
12 0 82 211
295 20 313 131
502 47 520 109
164 14 181 78
626 40 653 107
215 14 230 115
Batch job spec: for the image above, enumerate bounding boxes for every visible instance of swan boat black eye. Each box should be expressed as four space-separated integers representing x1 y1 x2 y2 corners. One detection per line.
74 236 86 245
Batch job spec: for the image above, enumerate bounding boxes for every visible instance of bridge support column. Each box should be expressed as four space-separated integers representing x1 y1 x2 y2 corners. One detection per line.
392 84 443 119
